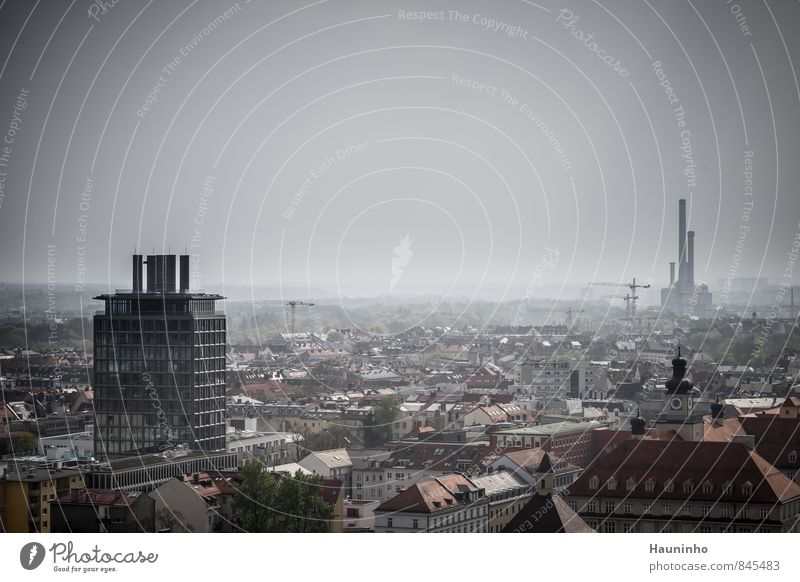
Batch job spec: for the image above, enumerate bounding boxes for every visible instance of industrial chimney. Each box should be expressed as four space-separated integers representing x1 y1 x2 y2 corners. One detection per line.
688 230 695 289
678 199 687 291
669 262 675 287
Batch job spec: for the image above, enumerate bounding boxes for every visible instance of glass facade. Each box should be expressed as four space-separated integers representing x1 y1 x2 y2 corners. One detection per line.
93 292 226 459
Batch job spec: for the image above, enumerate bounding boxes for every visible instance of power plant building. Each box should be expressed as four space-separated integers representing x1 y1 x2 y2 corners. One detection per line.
660 199 714 318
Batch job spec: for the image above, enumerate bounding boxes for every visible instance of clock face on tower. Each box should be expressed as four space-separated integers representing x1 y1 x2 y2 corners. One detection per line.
670 397 683 411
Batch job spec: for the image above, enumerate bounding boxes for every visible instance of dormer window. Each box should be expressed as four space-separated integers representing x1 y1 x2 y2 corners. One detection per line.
682 480 694 494
664 479 674 493
626 477 636 491
702 481 713 494
722 481 733 495
589 476 599 490
742 482 753 496
645 479 655 492
789 451 798 464
607 477 618 491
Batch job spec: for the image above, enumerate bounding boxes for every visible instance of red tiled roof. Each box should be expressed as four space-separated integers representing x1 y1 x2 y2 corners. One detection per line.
703 417 746 442
377 473 481 514
319 478 343 506
384 442 491 472
60 489 140 507
568 439 800 504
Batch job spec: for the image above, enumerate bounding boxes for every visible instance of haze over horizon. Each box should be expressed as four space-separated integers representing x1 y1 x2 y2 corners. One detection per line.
1 1 798 301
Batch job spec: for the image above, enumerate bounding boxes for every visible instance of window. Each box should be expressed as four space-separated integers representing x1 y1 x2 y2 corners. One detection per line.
387 518 393 528
607 477 617 491
412 519 419 529
742 482 753 496
722 482 733 495
664 479 674 493
721 507 732 518
587 501 597 513
605 501 615 514
682 505 692 517
626 478 636 491
683 480 694 494
624 502 633 514
702 481 713 494
789 451 798 464
589 476 599 490
662 503 671 515
645 479 655 492
602 521 616 533
760 508 770 520
701 505 710 516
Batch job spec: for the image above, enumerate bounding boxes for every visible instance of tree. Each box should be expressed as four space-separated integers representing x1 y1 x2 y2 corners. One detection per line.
232 459 278 532
154 508 195 532
300 426 352 452
13 432 37 454
232 461 333 532
366 396 399 446
302 361 348 394
326 330 345 342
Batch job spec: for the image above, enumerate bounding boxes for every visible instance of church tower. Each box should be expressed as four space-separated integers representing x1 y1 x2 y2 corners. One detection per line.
654 347 703 441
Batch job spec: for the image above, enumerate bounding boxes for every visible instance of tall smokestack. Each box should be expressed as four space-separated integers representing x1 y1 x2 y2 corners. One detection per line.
678 199 687 290
132 255 143 293
669 262 675 287
688 230 695 289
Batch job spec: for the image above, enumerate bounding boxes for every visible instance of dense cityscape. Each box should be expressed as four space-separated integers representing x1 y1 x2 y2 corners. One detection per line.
1 199 799 534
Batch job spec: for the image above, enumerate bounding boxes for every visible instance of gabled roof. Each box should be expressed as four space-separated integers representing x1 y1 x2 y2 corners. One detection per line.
568 439 800 504
376 473 482 514
304 449 353 469
503 493 593 533
497 449 579 476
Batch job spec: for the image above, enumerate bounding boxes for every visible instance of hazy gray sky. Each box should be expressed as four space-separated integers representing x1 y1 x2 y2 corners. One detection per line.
1 0 798 300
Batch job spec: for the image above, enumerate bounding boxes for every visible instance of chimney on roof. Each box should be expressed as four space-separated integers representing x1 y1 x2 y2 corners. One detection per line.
710 396 724 420
630 409 646 439
535 452 555 496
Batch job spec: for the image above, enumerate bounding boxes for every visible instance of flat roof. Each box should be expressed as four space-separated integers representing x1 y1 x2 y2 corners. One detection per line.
495 420 604 437
94 450 237 472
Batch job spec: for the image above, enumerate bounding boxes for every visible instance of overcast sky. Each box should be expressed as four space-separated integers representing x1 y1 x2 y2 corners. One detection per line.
0 0 798 301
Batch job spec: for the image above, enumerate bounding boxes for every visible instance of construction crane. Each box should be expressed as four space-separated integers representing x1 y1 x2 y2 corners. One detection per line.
602 294 636 319
589 277 651 316
260 300 315 337
564 307 584 327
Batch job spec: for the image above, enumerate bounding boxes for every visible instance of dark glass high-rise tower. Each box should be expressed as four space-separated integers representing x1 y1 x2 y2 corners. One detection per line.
93 254 226 460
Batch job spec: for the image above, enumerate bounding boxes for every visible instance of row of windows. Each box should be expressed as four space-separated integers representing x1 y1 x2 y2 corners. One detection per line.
586 520 778 533
590 475 754 496
96 332 194 346
578 499 772 520
97 319 196 332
